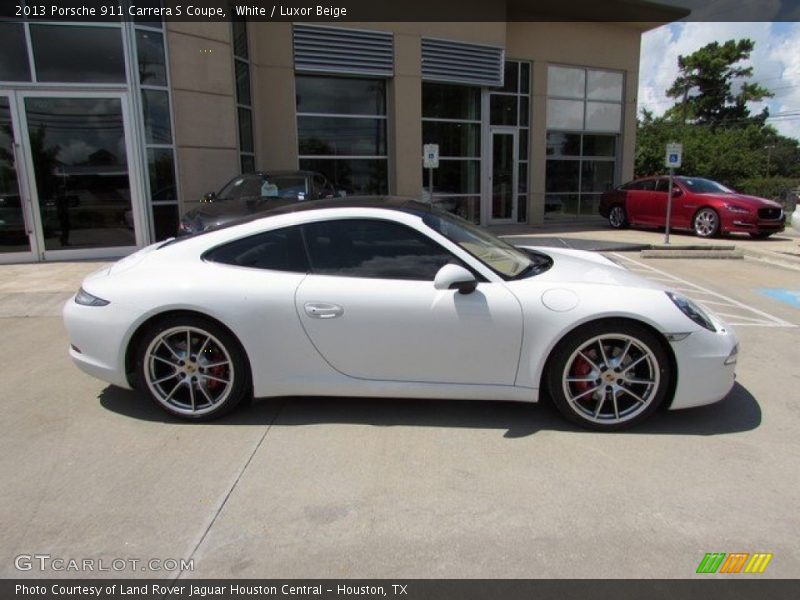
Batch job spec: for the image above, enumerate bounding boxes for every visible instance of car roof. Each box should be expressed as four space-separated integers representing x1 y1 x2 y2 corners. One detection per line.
249 170 320 177
258 195 433 218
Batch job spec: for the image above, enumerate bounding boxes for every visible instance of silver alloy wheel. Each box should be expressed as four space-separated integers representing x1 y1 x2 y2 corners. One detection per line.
143 326 234 416
694 208 718 237
609 205 626 228
561 333 661 425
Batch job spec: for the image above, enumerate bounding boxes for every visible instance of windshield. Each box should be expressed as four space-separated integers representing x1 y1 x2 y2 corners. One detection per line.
218 174 310 201
679 177 734 194
422 211 544 279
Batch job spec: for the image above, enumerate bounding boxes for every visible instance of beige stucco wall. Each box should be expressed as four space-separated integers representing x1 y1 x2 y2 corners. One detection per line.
167 22 238 214
507 21 643 224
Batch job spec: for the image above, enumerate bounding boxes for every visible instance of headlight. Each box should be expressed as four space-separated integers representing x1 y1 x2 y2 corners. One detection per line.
74 287 110 307
724 203 750 214
666 292 715 331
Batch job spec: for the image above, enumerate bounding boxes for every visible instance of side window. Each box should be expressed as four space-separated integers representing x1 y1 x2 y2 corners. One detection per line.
654 178 669 193
640 179 656 191
204 226 308 272
302 219 464 280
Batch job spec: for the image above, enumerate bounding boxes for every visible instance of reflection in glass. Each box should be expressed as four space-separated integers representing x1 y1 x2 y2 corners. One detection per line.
520 62 531 95
519 129 529 161
518 163 528 194
24 97 134 250
423 160 480 195
546 132 581 157
136 30 167 86
147 148 177 201
238 108 253 153
547 98 584 130
235 60 251 106
545 194 579 216
491 95 518 126
492 133 514 220
547 66 585 99
31 26 125 83
432 196 480 224
297 76 386 115
232 19 249 59
298 116 386 157
585 102 621 132
422 121 480 158
142 89 172 144
519 96 529 127
0 23 32 82
0 97 32 253
422 83 480 120
545 160 580 193
502 61 518 93
587 70 623 101
152 203 178 241
581 161 615 193
582 135 616 157
300 158 388 195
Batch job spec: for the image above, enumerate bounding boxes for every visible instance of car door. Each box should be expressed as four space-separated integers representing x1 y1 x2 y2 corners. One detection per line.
624 178 656 224
649 177 689 228
294 217 524 385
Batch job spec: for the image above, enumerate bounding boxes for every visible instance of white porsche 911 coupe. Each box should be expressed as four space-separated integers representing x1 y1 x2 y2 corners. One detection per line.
63 197 738 430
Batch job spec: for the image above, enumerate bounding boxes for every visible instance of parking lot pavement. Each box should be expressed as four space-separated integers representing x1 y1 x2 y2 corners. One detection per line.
1 256 799 579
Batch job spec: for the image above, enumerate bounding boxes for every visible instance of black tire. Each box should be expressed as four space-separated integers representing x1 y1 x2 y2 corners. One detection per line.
749 232 773 240
135 315 251 420
608 204 629 229
693 207 720 238
546 320 673 431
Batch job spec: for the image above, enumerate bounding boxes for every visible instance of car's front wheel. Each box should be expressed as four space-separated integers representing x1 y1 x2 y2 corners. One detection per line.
693 208 720 238
546 320 672 430
136 316 251 420
608 204 628 229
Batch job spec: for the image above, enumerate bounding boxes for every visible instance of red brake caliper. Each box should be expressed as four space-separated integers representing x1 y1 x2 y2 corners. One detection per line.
205 349 226 392
570 354 593 394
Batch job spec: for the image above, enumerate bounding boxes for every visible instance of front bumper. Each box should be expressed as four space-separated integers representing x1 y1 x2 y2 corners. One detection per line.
668 321 738 410
724 215 785 235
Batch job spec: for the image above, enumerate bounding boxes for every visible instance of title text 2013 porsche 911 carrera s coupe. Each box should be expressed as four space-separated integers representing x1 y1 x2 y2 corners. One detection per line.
63 198 739 430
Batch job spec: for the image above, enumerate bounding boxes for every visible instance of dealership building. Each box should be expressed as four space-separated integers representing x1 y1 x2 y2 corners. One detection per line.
0 1 686 263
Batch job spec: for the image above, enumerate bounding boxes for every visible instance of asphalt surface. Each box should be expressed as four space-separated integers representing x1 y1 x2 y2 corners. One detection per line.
1 254 799 579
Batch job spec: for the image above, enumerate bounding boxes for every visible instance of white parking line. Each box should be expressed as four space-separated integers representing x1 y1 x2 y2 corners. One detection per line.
610 253 796 328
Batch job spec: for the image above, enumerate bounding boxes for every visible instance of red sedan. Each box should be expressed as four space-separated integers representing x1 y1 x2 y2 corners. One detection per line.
599 176 785 239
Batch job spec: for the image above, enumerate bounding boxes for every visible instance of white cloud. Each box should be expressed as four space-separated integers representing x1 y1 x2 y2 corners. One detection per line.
638 22 800 140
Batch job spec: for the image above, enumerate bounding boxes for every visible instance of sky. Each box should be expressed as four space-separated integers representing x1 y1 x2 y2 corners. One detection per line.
637 21 800 140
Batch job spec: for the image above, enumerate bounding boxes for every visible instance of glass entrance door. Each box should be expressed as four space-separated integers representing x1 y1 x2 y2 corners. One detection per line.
489 128 518 223
19 93 138 260
0 95 37 261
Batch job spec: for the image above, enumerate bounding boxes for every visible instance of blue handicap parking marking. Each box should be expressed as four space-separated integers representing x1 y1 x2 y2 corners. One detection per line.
757 288 800 309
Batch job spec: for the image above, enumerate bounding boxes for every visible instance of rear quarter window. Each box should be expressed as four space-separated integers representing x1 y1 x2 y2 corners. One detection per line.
203 226 308 272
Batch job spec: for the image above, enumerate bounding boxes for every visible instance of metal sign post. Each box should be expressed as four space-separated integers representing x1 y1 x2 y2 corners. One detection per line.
423 144 439 205
664 142 683 245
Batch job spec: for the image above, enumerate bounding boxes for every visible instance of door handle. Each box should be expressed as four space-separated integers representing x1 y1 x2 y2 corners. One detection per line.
304 302 344 319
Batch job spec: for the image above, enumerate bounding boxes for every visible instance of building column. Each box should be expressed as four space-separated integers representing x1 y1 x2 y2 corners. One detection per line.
389 33 423 197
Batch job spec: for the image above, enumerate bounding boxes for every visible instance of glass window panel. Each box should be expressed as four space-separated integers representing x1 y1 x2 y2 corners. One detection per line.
518 163 528 194
545 194 579 215
547 99 584 130
587 70 623 101
0 23 31 82
422 83 480 120
238 107 253 153
298 116 386 157
581 161 615 193
297 76 386 115
490 95 518 126
423 160 480 195
206 226 308 272
299 158 388 195
519 129 529 161
432 196 480 224
422 121 480 158
517 195 527 223
136 29 167 87
582 134 616 157
520 62 531 95
519 96 529 127
232 19 248 59
502 61 519 93
241 154 255 173
548 65 585 99
545 160 580 194
141 89 172 144
235 59 251 106
546 132 581 157
133 0 165 26
152 204 178 241
579 194 601 215
146 148 177 201
31 25 125 83
0 97 30 253
585 102 621 132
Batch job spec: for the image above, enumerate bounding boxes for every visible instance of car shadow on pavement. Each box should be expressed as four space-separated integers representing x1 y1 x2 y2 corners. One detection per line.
99 381 760 437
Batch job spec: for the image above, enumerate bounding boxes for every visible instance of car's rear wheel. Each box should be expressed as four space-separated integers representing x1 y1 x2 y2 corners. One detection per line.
693 207 720 238
546 320 672 431
608 205 628 229
749 232 773 240
136 316 251 420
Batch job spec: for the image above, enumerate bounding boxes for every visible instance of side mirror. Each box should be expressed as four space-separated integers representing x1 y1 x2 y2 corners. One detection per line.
671 187 682 197
202 191 217 203
434 264 478 295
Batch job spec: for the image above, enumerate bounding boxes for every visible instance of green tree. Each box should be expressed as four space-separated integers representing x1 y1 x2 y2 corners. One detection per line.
665 39 773 126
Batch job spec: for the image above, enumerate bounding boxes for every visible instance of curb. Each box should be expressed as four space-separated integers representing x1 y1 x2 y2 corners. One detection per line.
640 249 744 259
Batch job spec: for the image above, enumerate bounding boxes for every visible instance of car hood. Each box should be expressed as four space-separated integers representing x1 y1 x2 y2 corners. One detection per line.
702 193 782 208
518 247 664 290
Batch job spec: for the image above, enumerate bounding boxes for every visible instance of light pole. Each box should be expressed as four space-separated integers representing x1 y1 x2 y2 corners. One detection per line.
764 144 775 178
